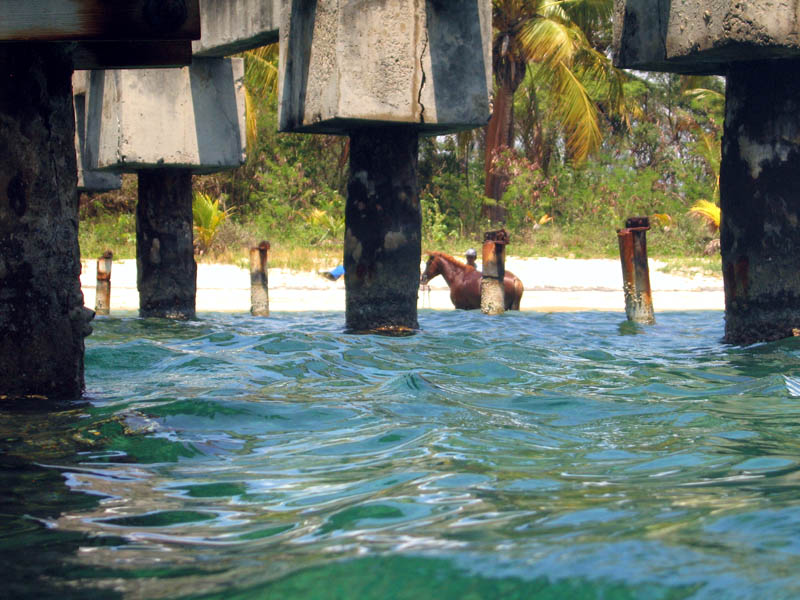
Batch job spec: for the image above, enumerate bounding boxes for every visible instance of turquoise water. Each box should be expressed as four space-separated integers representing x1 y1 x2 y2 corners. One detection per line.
4 310 800 598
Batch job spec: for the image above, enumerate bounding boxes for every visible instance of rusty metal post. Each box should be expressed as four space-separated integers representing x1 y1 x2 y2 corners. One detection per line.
95 250 113 316
250 241 270 316
617 216 654 324
481 229 509 315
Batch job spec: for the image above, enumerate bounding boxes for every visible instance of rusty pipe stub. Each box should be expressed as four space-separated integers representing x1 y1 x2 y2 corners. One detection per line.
624 216 650 231
482 229 508 280
483 228 510 245
617 220 654 324
481 229 508 315
96 250 113 281
95 250 113 315
250 240 270 317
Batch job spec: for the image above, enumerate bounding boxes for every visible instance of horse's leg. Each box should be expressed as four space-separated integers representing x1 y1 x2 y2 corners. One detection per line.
502 277 514 310
510 278 523 310
450 289 462 309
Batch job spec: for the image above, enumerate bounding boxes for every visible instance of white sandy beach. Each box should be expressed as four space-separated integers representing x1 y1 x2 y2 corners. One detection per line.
79 257 724 314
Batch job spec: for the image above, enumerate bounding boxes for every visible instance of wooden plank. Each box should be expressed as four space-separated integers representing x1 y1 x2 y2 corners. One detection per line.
72 41 193 69
0 0 201 42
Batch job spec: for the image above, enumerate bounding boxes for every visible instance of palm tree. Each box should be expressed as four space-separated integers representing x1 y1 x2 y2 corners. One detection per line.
240 44 279 151
483 0 627 222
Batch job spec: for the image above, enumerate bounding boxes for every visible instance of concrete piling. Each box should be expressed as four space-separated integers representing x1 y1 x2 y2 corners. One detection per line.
720 61 800 344
249 241 270 317
344 128 421 333
617 217 654 324
481 229 509 315
136 169 197 320
95 251 113 316
0 44 94 398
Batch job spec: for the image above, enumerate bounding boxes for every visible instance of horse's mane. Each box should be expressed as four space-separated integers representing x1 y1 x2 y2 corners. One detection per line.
426 251 472 269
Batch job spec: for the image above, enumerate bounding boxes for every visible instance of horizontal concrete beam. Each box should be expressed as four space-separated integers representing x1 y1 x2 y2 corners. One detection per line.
614 0 800 74
278 0 491 135
1 0 200 42
193 0 280 57
86 58 246 174
72 40 193 70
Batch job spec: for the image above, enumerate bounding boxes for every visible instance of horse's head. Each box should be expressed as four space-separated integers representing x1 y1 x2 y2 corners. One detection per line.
420 253 440 285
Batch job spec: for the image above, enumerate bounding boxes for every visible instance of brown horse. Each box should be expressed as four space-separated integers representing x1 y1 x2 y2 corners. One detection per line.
420 252 524 310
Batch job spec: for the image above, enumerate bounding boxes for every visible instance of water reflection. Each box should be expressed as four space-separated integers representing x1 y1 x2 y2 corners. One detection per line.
9 311 800 597
0 404 124 599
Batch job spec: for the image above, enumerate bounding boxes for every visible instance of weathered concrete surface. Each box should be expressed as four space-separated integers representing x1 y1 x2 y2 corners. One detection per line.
86 58 246 174
614 0 800 73
193 0 280 57
0 45 93 398
720 61 800 344
73 72 121 192
279 0 491 135
136 170 197 320
345 129 421 332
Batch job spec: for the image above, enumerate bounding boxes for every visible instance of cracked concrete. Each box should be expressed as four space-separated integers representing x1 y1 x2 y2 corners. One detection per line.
417 26 428 124
278 0 491 135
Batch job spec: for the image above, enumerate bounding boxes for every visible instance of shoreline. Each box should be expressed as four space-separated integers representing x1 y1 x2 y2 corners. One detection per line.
80 257 725 314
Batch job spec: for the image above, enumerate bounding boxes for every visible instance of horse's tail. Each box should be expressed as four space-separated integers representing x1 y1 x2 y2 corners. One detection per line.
511 277 524 310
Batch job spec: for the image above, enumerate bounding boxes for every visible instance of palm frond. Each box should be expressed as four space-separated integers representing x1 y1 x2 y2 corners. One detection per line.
574 45 626 114
552 62 602 162
241 44 279 100
539 1 570 21
691 124 721 199
244 86 258 152
559 0 613 31
680 75 723 94
682 87 725 114
520 15 577 67
236 43 279 155
688 199 721 231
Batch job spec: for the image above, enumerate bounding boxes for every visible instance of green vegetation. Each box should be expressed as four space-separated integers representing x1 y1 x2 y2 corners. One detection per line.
78 0 724 272
192 191 234 255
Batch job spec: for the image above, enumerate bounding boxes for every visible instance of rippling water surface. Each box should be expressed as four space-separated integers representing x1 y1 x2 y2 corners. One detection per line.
4 310 800 598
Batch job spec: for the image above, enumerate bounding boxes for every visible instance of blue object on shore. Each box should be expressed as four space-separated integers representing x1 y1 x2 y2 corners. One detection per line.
320 265 345 280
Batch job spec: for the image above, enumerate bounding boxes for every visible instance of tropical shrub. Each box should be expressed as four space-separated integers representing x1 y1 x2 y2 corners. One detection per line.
192 191 234 254
242 154 345 246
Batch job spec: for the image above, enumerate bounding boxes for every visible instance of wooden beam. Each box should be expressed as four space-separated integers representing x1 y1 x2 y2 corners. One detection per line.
0 0 201 42
72 41 193 69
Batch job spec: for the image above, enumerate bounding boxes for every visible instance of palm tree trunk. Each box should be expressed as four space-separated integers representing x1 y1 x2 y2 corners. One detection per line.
483 83 514 222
